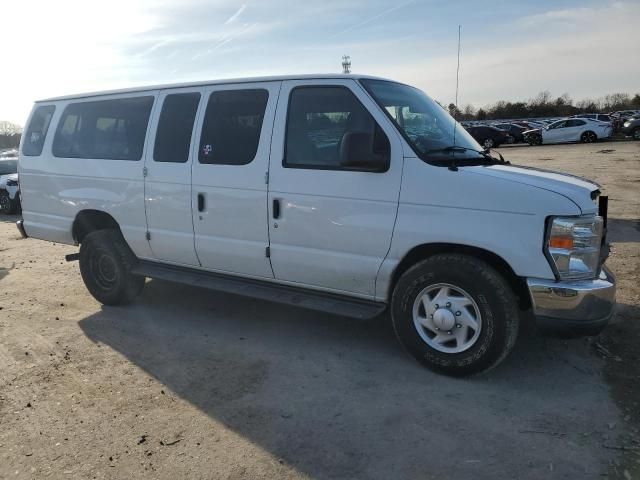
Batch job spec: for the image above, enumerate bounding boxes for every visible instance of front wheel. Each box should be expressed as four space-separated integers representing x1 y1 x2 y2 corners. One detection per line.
631 127 640 140
391 254 520 376
79 229 145 305
482 138 494 149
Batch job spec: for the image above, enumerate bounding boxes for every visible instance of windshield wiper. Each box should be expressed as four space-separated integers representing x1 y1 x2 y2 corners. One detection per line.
423 146 510 171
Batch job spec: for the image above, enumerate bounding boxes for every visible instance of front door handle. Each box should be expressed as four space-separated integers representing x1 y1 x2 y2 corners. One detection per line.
273 198 281 219
197 193 205 212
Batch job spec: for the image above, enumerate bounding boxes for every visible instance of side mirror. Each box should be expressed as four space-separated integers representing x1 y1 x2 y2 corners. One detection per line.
339 131 389 172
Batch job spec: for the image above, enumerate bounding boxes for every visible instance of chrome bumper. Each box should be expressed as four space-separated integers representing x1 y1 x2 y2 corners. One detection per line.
526 266 616 335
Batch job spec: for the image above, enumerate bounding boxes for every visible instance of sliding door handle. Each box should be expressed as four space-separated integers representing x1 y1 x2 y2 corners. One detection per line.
273 198 281 219
197 193 205 212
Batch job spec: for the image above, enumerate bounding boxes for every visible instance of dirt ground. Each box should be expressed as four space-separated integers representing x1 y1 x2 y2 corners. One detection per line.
1 141 639 480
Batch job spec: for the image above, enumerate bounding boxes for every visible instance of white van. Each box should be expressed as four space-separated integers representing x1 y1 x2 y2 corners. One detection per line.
17 74 615 376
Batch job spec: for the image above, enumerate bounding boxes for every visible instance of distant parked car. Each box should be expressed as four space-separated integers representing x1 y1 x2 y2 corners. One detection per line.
0 149 19 159
620 117 640 140
0 158 20 214
612 110 640 120
464 125 510 148
572 113 612 123
493 123 527 143
524 118 613 145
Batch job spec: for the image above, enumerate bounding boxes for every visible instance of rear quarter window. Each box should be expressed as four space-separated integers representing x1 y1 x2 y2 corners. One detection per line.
22 105 56 156
52 96 154 160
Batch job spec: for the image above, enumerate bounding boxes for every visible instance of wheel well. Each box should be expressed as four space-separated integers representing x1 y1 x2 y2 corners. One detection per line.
72 210 120 244
389 243 532 310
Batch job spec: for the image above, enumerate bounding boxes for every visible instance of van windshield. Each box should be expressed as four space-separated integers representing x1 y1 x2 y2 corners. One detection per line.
360 79 484 164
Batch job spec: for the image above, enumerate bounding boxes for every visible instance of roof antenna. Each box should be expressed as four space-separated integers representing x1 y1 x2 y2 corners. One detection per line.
449 24 462 172
452 24 461 147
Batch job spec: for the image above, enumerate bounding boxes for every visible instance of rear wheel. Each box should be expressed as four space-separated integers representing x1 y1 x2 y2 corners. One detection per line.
581 131 597 143
391 254 520 376
79 229 145 305
527 134 542 146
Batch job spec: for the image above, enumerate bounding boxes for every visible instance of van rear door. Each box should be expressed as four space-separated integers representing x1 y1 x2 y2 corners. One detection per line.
144 88 203 265
190 82 280 279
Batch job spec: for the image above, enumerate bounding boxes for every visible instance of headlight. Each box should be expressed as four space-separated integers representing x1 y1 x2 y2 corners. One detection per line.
546 216 603 280
624 121 630 127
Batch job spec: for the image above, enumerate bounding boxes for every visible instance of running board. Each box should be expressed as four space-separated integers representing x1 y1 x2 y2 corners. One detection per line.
131 260 386 320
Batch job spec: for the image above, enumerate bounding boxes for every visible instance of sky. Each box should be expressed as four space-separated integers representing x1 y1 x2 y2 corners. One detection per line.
2 0 639 126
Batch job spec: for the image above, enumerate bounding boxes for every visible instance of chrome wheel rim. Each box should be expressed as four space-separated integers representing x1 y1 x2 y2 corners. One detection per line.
483 138 494 148
412 283 482 353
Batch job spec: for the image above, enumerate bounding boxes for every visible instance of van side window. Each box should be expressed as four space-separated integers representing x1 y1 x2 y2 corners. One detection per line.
153 93 201 163
198 89 268 165
52 96 154 160
23 105 55 156
284 86 389 170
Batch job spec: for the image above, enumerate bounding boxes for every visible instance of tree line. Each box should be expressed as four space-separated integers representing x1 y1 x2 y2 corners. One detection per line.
447 91 640 121
0 121 22 149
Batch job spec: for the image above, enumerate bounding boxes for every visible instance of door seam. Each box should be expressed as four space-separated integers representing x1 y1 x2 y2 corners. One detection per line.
265 81 283 278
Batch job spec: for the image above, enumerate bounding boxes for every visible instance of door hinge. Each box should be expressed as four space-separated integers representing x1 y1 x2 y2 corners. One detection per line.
145 231 151 241
265 246 270 258
143 166 148 177
264 171 269 184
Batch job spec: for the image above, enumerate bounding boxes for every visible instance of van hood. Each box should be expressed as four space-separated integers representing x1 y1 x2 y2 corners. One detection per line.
466 164 599 214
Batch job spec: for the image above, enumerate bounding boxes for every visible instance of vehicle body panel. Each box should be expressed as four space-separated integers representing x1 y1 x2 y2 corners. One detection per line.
267 78 404 297
375 157 583 299
143 87 204 266
19 92 155 258
190 81 281 279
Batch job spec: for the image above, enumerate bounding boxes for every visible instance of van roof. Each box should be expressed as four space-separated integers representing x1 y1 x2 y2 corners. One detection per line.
36 73 391 103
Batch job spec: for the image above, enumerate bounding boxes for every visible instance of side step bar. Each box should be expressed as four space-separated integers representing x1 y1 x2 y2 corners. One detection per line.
131 260 387 320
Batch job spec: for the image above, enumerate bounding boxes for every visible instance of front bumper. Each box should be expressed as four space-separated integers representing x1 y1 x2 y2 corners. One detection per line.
526 266 616 336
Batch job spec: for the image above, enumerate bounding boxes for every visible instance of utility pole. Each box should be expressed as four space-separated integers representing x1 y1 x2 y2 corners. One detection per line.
342 55 351 74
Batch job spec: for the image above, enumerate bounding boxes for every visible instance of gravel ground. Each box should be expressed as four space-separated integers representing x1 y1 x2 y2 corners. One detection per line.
0 140 638 479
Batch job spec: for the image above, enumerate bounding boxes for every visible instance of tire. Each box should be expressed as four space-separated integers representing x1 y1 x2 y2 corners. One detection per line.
391 254 520 376
631 127 640 141
0 191 16 214
581 131 597 143
79 229 145 306
527 134 542 146
482 138 494 149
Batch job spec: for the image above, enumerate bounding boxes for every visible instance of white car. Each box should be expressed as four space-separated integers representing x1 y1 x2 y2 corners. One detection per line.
524 118 613 145
17 74 616 376
0 158 20 214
